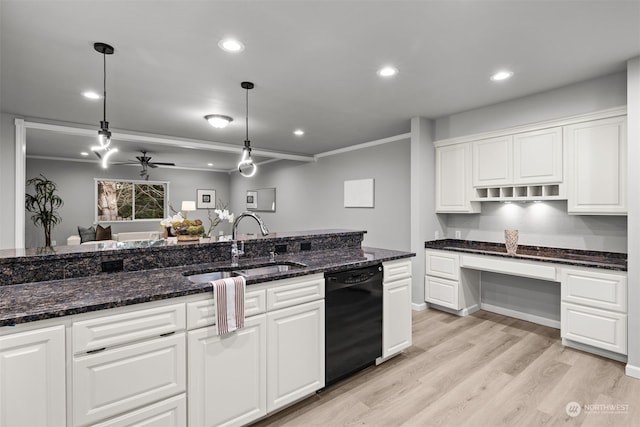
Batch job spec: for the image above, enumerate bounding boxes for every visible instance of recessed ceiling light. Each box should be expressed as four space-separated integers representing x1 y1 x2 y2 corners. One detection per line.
293 129 305 136
218 38 245 52
377 66 398 77
82 91 100 99
80 151 89 156
207 163 214 167
490 70 514 81
204 114 233 128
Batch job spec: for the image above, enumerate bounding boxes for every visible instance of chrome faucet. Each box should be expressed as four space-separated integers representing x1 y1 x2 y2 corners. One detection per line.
230 212 270 266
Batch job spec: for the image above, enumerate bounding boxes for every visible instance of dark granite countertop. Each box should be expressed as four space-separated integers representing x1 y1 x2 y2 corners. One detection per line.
0 246 414 327
424 239 627 271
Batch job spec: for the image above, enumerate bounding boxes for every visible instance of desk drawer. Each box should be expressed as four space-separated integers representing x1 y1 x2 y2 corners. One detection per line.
425 275 459 310
561 269 626 313
562 302 626 355
426 251 460 281
461 255 557 281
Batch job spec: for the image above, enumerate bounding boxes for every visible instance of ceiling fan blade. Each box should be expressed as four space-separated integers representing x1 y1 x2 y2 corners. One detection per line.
93 151 102 160
151 162 176 166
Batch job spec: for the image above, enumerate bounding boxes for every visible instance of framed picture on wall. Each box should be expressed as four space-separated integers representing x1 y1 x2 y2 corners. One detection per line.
197 189 216 209
246 191 258 209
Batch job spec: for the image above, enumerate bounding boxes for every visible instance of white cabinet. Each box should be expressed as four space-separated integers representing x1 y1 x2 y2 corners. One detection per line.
560 267 627 355
565 116 627 214
267 299 324 412
435 143 480 213
188 314 267 427
381 260 412 359
513 127 563 184
425 250 480 314
91 394 186 427
472 136 513 187
71 301 187 426
0 324 66 427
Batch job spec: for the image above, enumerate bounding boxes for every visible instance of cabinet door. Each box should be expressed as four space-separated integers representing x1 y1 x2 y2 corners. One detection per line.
188 315 266 427
267 300 325 413
562 302 627 355
73 333 186 426
425 275 459 310
473 136 513 187
91 394 186 427
513 127 563 184
436 143 480 213
382 277 412 358
565 116 627 214
0 325 66 427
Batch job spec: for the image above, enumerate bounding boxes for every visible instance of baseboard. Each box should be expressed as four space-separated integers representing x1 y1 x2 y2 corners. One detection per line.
412 302 427 311
625 363 640 379
460 304 480 316
562 338 627 363
480 303 560 329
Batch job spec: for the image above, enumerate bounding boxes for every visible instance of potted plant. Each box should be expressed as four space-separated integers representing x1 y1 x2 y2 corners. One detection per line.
25 174 64 247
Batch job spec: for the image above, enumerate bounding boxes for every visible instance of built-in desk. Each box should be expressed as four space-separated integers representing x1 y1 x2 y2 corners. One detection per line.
424 241 628 362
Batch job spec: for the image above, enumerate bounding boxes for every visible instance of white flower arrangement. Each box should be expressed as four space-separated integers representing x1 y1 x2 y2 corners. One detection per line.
160 212 184 228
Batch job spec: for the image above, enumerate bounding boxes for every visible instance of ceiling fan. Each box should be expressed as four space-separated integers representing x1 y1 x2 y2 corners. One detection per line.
115 150 175 180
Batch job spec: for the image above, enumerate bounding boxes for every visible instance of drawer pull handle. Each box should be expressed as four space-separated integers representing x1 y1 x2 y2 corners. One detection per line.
86 347 106 354
160 331 176 337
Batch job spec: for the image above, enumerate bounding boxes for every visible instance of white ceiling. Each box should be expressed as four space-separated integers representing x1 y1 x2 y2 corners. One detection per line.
2 1 639 171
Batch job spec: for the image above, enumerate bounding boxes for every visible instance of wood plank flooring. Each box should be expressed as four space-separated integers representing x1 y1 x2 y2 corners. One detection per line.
253 308 640 427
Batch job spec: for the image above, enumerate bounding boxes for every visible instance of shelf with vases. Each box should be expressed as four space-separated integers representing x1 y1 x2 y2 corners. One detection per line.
472 184 565 202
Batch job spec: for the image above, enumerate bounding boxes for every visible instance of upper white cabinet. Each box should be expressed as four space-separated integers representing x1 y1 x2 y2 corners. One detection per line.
435 142 480 213
565 116 627 215
513 127 563 184
0 324 66 427
472 135 513 187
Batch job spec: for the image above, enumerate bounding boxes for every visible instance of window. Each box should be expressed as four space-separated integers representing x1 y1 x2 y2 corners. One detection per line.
95 179 168 222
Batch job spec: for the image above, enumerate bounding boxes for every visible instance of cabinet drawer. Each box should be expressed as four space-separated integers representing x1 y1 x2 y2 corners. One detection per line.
73 303 185 353
73 333 186 426
91 394 186 427
426 251 460 281
561 269 626 313
425 275 459 310
186 289 266 330
383 259 412 282
267 274 324 311
561 303 626 355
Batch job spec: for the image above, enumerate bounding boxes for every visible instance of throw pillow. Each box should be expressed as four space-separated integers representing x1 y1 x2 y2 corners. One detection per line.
78 225 96 244
95 224 112 241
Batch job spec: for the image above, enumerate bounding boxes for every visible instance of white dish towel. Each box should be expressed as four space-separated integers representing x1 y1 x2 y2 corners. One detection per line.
212 276 246 335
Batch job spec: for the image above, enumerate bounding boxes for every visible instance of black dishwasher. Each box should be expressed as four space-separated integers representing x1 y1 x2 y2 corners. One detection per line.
325 264 383 386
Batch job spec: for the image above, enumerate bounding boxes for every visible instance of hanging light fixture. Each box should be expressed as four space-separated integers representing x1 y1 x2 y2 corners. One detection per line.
90 42 118 168
238 81 257 177
204 114 233 128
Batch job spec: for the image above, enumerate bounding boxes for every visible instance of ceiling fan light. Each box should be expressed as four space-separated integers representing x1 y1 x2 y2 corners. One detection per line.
205 114 233 128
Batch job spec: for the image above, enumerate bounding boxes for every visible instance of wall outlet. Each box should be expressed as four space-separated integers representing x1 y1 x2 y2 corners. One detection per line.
455 230 461 239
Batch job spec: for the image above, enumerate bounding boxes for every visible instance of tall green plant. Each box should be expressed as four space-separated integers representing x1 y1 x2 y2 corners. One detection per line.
25 174 63 247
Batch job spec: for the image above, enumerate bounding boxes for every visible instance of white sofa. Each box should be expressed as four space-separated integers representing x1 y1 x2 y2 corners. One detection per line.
67 231 161 246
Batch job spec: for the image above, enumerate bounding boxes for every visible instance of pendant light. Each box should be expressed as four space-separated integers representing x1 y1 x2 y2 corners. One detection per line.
238 81 257 177
90 42 118 168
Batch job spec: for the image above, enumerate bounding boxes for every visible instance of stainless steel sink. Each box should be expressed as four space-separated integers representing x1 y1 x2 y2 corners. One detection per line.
235 263 302 277
185 262 306 283
186 271 234 283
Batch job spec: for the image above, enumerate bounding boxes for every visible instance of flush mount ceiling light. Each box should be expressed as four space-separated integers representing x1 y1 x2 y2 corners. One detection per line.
90 42 118 168
204 114 233 128
377 66 398 77
82 91 100 99
218 38 245 52
238 81 257 177
490 70 514 81
293 129 305 136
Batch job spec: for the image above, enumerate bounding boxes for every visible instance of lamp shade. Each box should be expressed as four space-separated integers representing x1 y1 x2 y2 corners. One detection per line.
181 201 196 212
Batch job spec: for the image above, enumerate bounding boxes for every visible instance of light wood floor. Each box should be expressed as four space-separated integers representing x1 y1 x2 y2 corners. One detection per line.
253 308 640 427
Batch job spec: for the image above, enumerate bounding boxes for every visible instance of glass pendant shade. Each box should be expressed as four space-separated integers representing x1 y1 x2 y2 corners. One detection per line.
238 145 257 177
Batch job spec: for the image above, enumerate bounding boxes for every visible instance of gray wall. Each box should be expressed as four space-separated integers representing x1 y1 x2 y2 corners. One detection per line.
25 158 231 248
230 139 411 251
436 71 628 253
0 113 16 249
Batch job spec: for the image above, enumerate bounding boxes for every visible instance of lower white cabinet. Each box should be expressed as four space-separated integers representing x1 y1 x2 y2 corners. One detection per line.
91 394 186 427
425 275 459 310
267 299 325 412
188 314 267 427
561 302 627 355
0 324 66 427
382 260 412 359
424 250 480 314
73 333 186 426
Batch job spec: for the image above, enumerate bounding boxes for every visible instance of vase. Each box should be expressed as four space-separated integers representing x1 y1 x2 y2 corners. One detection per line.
504 229 519 255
